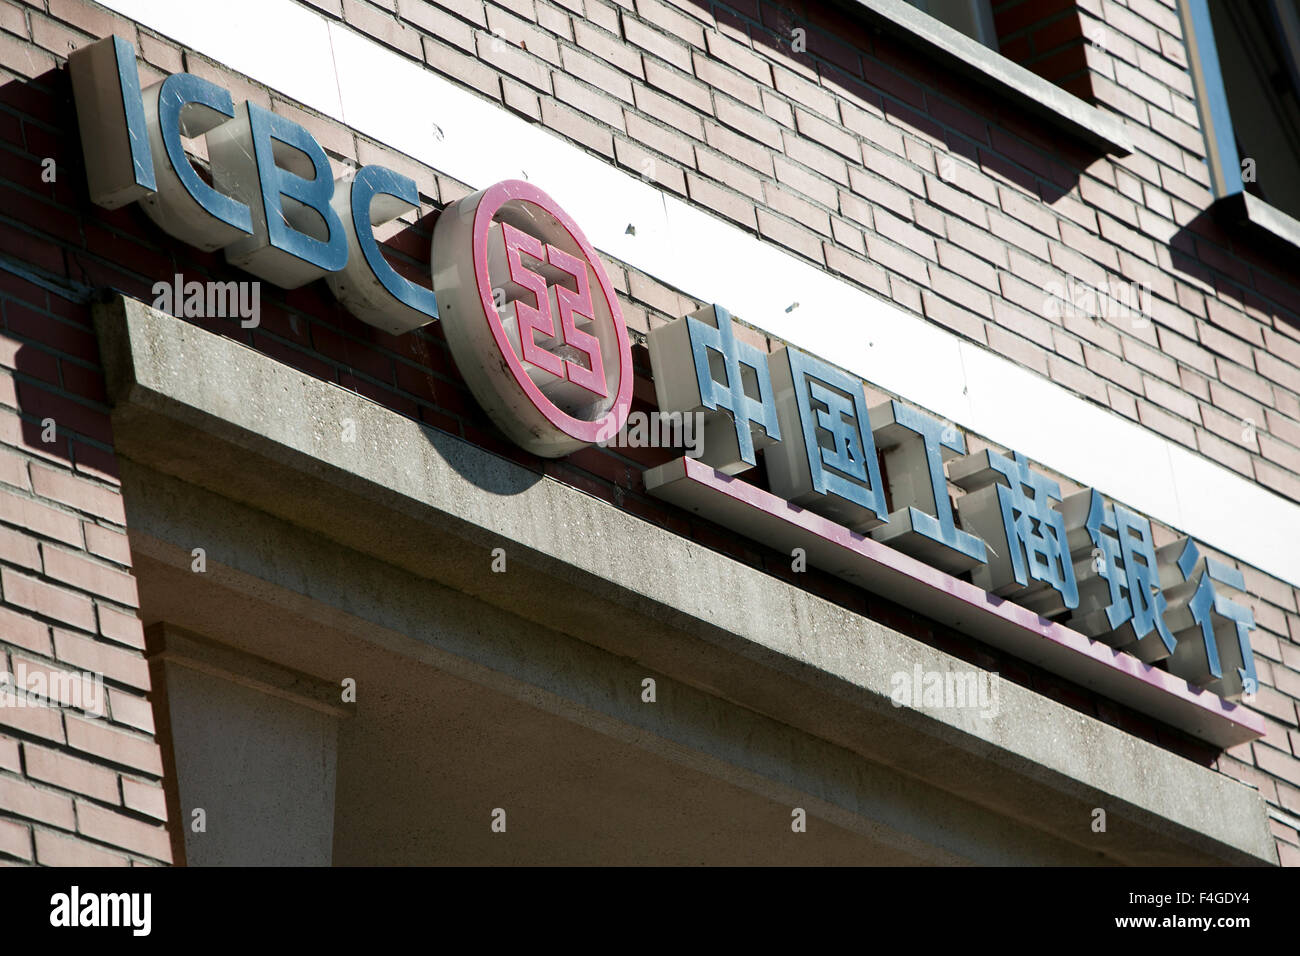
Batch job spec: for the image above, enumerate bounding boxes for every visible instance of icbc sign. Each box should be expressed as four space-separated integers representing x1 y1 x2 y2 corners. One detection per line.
69 36 631 459
432 181 632 457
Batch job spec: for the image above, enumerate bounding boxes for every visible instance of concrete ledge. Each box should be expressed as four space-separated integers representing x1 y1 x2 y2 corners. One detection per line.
1215 191 1300 256
94 293 1276 864
839 0 1133 155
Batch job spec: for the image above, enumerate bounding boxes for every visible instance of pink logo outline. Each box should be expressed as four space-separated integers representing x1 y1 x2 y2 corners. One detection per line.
470 180 631 445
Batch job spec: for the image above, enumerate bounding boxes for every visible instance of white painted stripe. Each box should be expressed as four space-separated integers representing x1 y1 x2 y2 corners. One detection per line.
100 0 1300 587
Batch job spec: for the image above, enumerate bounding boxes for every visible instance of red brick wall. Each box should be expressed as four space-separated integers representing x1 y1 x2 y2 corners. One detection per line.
994 0 1094 98
0 0 1296 865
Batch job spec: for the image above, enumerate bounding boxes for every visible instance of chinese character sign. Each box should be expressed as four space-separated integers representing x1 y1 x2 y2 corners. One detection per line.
1061 489 1176 662
952 450 1078 616
870 401 987 574
767 346 887 532
647 305 780 475
1158 540 1258 702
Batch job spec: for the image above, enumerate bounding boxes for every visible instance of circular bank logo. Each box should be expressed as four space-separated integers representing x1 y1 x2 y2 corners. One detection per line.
432 180 632 457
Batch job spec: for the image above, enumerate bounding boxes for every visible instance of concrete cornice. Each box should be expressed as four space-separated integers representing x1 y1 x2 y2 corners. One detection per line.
94 293 1277 864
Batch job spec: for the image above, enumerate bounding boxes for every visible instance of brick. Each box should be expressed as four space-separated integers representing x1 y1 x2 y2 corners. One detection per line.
628 271 682 316
75 799 171 861
987 325 1049 376
0 600 49 655
474 30 548 91
540 97 613 156
1256 457 1300 502
1257 743 1300 788
695 146 763 200
793 107 857 160
0 817 30 861
846 167 912 220
774 155 837 208
644 57 710 112
924 174 988 228
97 605 145 650
581 0 617 30
936 242 998 293
1 568 95 632
399 0 483 33
53 630 149 691
685 172 755 228
691 48 758 105
1137 399 1196 446
634 0 704 48
0 487 82 547
29 465 124 525
0 1 27 38
625 112 695 165
703 28 770 85
823 243 888 295
424 36 501 97
24 742 119 802
83 522 131 567
562 43 633 101
633 83 704 138
554 74 625 128
626 17 692 71
921 289 988 344
34 827 129 866
874 206 935 260
0 26 56 76
272 99 356 162
0 446 28 491
0 735 17 772
831 217 865 254
1047 355 1107 405
0 688 64 741
343 0 422 58
107 689 154 735
866 233 930 286
703 121 773 175
613 137 686 195
1143 374 1200 422
9 647 106 713
40 546 137 608
573 19 643 77
714 94 780 149
65 715 162 776
756 208 823 262
502 77 541 120
47 0 140 39
121 778 166 821
772 66 836 116
0 774 74 829
1121 334 1178 383
766 184 830 235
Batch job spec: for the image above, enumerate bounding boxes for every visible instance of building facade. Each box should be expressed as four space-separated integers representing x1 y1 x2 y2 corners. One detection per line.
0 0 1297 865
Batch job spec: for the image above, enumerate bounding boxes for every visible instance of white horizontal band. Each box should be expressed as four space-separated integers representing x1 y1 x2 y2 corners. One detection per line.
99 0 1300 588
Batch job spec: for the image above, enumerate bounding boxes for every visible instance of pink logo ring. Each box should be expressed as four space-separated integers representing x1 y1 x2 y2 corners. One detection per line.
433 179 632 457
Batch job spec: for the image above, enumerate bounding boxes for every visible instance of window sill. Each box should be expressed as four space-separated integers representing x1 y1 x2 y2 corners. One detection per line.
1215 190 1300 253
836 0 1134 156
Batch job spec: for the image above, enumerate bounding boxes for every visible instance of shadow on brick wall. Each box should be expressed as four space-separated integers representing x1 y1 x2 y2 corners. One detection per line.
1170 204 1300 339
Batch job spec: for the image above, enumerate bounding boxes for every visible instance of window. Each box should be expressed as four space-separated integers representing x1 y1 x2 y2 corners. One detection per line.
1183 0 1300 241
847 0 1131 153
904 0 998 47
